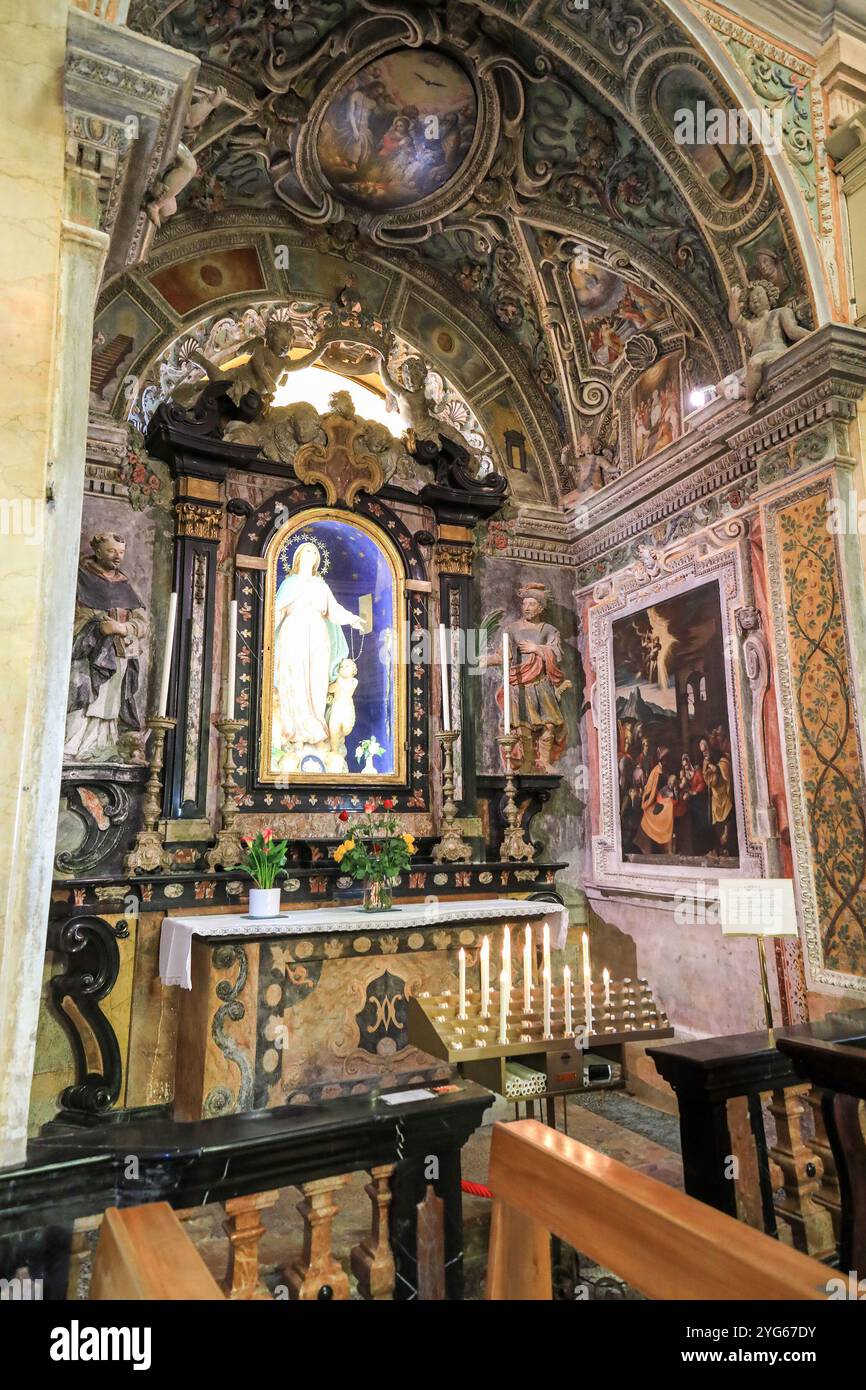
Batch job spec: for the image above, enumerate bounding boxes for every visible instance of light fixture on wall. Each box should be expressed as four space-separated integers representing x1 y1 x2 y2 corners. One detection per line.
718 878 798 1039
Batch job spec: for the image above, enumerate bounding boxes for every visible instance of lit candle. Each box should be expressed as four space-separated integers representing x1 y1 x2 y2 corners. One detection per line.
542 966 551 1037
502 631 511 734
458 947 466 1020
582 930 593 1037
603 967 611 1011
499 968 508 1045
563 965 572 1036
226 598 238 720
480 936 490 1017
542 922 550 980
438 622 450 731
523 926 532 1014
157 591 178 718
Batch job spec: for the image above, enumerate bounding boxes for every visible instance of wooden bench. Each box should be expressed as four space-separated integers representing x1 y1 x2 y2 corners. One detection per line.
485 1119 830 1300
90 1203 224 1300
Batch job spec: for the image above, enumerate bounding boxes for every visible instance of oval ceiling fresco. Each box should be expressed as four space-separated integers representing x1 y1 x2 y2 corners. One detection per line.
316 47 477 212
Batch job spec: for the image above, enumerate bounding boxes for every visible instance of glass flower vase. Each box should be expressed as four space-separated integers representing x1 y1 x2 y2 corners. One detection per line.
363 878 393 912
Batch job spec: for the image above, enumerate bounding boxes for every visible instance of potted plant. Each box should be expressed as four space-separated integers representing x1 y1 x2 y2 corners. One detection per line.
238 828 288 917
355 735 385 774
333 799 416 911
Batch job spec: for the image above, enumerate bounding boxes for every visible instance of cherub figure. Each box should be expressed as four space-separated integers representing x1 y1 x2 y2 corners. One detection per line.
186 317 293 411
376 347 471 455
728 280 810 408
327 657 358 756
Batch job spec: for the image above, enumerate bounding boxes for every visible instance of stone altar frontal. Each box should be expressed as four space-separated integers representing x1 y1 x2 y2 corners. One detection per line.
171 899 570 1121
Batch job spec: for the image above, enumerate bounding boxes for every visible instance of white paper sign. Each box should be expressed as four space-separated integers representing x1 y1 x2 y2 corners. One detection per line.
378 1089 436 1106
718 878 797 937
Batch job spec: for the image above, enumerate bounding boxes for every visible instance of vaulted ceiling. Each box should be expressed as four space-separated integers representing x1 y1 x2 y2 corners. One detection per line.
118 0 814 499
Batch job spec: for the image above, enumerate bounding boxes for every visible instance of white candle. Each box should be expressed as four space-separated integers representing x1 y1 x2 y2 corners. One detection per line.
523 926 532 1014
480 936 490 1017
582 930 593 1037
226 598 238 720
157 591 178 718
542 922 550 980
502 926 511 1000
499 968 508 1045
438 622 450 731
603 967 611 1011
458 947 466 1020
543 966 551 1037
502 630 511 734
563 965 572 1036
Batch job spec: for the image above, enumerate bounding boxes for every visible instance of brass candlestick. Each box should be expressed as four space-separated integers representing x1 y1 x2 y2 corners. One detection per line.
124 716 176 875
206 716 247 871
432 728 472 863
496 731 535 862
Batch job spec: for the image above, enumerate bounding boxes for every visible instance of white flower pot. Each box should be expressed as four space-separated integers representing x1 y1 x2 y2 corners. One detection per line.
249 886 281 918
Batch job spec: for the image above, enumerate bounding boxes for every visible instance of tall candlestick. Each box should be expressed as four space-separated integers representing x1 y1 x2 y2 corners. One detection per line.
603 966 611 1011
542 966 551 1038
563 965 573 1036
502 631 511 734
499 968 508 1045
523 926 532 1014
226 598 238 720
458 947 466 1020
480 936 490 1017
438 622 451 731
157 591 178 718
542 922 550 980
582 930 593 1037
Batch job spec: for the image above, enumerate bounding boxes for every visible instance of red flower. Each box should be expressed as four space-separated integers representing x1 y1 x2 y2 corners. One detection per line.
383 798 394 810
241 836 253 846
262 827 274 843
131 464 147 484
338 810 349 822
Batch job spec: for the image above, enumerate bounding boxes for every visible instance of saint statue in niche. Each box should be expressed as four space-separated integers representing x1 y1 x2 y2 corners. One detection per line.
64 533 148 764
482 582 572 773
273 541 365 774
262 513 405 783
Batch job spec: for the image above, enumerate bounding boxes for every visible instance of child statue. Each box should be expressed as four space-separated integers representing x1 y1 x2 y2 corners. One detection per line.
727 281 810 409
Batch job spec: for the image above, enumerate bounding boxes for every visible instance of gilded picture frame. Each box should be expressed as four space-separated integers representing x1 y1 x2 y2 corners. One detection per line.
259 507 408 786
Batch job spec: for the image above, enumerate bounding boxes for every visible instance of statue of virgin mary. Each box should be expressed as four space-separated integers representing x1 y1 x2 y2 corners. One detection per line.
273 541 364 764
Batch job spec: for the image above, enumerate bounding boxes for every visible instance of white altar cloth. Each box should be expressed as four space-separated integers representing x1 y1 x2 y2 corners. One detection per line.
159 897 570 989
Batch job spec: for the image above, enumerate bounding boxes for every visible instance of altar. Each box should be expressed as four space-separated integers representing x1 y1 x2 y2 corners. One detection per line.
163 899 569 1121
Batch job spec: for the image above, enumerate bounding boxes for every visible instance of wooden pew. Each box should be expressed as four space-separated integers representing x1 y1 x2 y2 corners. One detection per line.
485 1119 830 1300
90 1203 225 1300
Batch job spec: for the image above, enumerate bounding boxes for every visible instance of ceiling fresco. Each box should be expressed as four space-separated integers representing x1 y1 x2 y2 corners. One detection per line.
118 0 815 501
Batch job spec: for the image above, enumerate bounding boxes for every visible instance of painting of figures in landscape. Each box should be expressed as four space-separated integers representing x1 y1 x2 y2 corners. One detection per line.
655 66 755 203
261 514 404 783
570 259 669 368
630 352 682 464
317 48 477 210
613 580 739 863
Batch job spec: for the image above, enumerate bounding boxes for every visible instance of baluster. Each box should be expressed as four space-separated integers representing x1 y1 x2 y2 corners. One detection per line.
803 1086 842 1247
285 1174 351 1300
768 1084 835 1258
222 1190 279 1300
350 1164 396 1300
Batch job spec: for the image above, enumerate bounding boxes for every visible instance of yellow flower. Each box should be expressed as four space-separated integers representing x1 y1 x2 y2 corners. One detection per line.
401 833 417 854
334 837 355 864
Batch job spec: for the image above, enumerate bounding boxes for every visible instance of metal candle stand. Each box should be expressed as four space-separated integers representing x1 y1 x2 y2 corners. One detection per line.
431 728 472 863
205 716 247 871
407 974 671 1099
124 716 177 875
496 730 535 862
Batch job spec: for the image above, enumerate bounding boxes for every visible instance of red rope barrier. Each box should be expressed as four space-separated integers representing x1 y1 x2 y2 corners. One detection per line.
461 1179 493 1199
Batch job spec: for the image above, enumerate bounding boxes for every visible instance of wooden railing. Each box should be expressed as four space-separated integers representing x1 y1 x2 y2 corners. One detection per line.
485 1120 830 1300
91 1205 224 1301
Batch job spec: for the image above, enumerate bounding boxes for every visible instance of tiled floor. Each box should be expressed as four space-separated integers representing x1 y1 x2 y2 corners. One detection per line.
170 1086 683 1300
